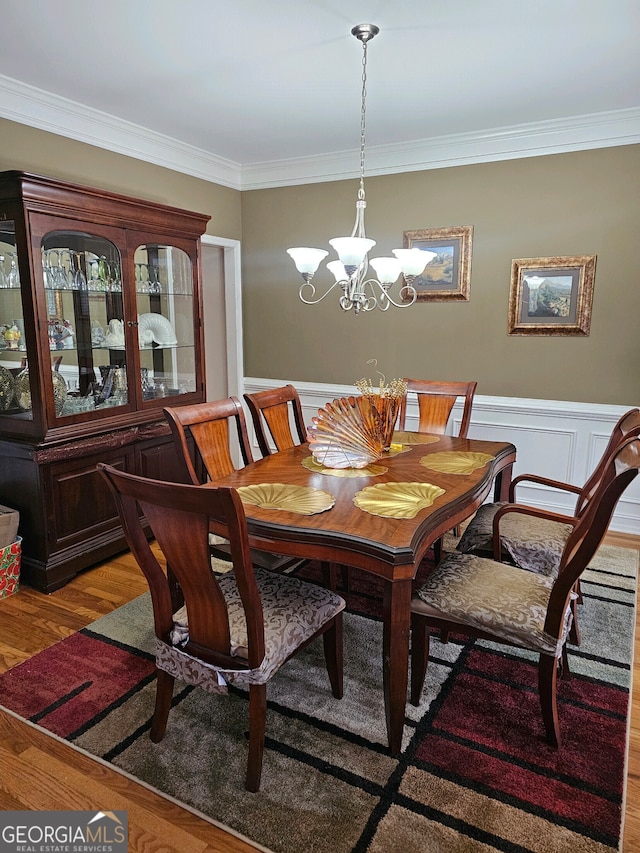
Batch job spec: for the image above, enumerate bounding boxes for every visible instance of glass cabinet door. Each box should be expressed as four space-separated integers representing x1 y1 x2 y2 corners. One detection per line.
0 221 32 420
134 243 196 402
41 230 128 418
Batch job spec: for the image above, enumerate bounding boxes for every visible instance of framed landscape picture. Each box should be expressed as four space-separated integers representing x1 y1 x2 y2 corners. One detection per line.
508 255 597 336
402 225 473 301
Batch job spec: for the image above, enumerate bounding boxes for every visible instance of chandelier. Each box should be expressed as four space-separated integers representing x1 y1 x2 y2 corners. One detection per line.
287 24 436 314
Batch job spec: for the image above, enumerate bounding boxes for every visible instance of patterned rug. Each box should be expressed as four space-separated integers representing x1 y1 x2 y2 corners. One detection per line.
0 544 637 853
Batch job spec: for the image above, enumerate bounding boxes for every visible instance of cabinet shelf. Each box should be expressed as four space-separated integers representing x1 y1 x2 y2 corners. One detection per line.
0 170 209 591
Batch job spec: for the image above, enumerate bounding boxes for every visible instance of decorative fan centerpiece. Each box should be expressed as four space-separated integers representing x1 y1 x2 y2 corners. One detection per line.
308 364 407 469
355 372 406 452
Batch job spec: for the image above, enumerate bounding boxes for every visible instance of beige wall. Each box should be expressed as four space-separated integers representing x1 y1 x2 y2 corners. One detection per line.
1 118 638 406
0 118 242 240
241 145 640 406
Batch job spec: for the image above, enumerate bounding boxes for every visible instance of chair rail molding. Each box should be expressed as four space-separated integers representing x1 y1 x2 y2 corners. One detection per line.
244 377 640 534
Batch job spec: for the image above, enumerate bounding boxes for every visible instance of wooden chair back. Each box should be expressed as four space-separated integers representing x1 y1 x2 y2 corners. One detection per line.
243 384 307 456
164 398 306 575
164 398 253 485
546 435 640 641
97 463 265 670
575 407 640 516
398 379 477 438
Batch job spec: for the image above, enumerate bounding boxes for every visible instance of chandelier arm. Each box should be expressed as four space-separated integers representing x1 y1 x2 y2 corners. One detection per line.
340 296 355 311
398 282 418 306
299 279 345 305
347 270 376 312
361 277 418 309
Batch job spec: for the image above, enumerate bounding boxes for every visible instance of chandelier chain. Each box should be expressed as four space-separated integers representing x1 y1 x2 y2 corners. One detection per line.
358 40 368 200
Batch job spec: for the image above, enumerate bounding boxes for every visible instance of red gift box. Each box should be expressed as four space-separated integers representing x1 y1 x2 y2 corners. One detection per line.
0 537 22 599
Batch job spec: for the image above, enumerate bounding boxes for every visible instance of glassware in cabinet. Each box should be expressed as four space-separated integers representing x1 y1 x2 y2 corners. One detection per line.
0 220 32 419
134 243 197 401
40 230 130 417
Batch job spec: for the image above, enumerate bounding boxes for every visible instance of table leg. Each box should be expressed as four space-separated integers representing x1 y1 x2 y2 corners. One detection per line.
382 576 413 755
494 462 514 502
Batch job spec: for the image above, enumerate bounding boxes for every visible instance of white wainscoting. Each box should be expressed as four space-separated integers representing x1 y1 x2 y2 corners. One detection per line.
243 377 640 534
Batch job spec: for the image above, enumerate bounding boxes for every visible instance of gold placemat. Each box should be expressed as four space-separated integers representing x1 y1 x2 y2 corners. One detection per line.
391 431 441 446
419 451 495 475
353 482 445 519
302 456 388 478
236 483 335 515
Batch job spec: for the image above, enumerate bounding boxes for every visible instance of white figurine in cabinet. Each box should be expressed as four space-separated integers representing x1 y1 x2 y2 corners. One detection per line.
91 320 106 347
104 318 125 348
137 313 177 347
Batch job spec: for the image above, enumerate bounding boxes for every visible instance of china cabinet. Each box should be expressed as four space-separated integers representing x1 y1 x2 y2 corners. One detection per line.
0 171 210 591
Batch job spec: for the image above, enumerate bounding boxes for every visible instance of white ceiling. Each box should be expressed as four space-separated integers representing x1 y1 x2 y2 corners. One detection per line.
1 0 639 190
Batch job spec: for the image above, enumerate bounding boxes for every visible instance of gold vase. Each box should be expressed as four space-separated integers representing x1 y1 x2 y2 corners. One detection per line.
364 394 401 452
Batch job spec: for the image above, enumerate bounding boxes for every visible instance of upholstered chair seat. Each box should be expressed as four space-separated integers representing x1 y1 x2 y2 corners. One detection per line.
412 551 572 656
457 502 573 576
164 567 345 689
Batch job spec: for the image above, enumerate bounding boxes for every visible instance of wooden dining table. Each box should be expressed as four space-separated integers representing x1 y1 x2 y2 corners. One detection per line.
210 432 516 754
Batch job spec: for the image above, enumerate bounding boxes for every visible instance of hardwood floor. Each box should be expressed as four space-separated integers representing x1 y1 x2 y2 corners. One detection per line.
0 536 638 852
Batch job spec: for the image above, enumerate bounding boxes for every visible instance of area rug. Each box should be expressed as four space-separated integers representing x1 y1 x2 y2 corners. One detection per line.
0 544 637 853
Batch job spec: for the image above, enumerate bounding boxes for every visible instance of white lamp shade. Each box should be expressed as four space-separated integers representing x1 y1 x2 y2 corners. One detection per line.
287 247 328 275
392 248 437 276
369 256 402 284
327 260 348 282
329 237 376 267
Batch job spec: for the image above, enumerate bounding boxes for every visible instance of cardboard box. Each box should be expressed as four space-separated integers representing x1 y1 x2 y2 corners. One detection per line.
0 505 19 550
0 536 21 599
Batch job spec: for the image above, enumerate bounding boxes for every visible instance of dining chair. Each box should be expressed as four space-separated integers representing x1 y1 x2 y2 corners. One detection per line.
456 408 640 645
164 398 306 575
242 385 345 591
457 408 640 575
97 462 345 792
397 379 478 438
410 435 640 748
243 384 307 457
398 379 478 559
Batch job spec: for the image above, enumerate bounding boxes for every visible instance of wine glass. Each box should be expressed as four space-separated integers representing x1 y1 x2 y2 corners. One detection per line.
8 253 20 288
0 255 8 289
72 251 87 291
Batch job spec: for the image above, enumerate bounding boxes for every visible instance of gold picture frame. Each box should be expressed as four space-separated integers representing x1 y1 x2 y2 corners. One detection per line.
403 225 473 301
508 255 597 336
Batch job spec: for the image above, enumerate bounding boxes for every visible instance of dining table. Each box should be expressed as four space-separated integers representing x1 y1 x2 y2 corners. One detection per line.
209 430 516 754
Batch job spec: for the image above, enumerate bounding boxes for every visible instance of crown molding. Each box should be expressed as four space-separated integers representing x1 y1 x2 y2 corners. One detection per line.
1 74 639 192
0 75 242 190
242 108 640 189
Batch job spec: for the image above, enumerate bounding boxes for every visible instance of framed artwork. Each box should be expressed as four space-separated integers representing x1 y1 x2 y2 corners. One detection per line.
402 225 473 301
508 255 597 336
